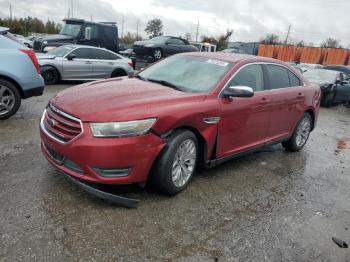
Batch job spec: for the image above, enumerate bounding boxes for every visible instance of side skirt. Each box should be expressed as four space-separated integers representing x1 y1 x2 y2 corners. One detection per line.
207 137 290 168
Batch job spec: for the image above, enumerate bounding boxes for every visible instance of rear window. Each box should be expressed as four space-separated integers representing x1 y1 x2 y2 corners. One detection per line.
3 32 22 44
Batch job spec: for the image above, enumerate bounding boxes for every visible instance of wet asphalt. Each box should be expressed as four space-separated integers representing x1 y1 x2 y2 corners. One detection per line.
0 83 349 261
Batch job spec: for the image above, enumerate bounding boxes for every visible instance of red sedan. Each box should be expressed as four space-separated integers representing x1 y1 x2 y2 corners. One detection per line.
40 53 321 206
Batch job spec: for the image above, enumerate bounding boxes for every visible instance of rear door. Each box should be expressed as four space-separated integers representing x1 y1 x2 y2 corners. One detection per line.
62 48 93 80
90 49 115 78
217 64 273 157
263 64 305 141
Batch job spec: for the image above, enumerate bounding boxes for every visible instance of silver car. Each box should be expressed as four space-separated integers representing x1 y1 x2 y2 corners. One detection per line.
37 45 134 85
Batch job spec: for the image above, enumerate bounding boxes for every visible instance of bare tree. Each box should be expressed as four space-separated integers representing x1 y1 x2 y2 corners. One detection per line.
260 34 281 45
320 38 341 48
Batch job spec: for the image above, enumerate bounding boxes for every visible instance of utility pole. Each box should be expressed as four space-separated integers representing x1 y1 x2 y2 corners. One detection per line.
67 8 70 18
10 4 12 20
71 0 74 18
284 24 291 45
195 20 199 43
121 16 124 39
136 19 139 39
90 15 93 21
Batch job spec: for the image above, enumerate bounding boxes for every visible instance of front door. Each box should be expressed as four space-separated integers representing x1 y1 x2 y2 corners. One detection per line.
217 64 272 157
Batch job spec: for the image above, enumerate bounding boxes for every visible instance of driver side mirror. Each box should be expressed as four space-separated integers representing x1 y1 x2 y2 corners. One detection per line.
84 27 92 41
221 86 254 99
67 53 76 60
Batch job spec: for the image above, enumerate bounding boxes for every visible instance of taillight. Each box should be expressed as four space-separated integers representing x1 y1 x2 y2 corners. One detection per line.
20 49 41 74
128 60 134 67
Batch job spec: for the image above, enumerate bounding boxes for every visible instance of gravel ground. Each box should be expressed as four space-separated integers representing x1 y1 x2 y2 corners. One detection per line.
0 83 349 261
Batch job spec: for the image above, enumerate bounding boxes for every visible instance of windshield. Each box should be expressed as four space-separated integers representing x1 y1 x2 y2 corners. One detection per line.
150 36 170 43
138 55 233 93
304 69 337 84
60 23 82 37
47 45 75 57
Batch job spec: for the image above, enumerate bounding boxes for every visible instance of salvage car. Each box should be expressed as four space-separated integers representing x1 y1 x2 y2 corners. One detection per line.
33 18 119 53
323 65 350 81
37 45 134 85
304 69 350 107
0 27 44 119
40 53 320 207
133 36 198 61
296 63 323 73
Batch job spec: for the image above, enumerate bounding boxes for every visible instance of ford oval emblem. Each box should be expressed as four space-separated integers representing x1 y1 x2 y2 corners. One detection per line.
47 118 55 127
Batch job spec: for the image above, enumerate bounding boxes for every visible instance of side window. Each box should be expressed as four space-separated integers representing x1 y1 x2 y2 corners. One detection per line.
168 38 185 45
91 49 111 60
266 65 290 89
70 48 91 59
109 52 120 60
288 71 302 87
102 26 117 43
84 24 99 40
227 64 264 92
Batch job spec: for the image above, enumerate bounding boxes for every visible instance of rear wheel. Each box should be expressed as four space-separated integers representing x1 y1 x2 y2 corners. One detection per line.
111 69 127 78
41 66 59 85
0 79 21 120
149 130 198 195
282 113 312 152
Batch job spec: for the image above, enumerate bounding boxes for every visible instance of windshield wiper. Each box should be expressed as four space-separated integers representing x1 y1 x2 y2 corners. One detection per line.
134 75 147 81
147 78 184 91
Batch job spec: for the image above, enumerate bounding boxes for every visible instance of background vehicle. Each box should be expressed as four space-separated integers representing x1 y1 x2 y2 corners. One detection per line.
192 42 217 52
0 27 44 119
13 34 34 48
133 36 198 61
33 18 119 53
304 69 350 107
323 65 350 81
296 63 323 73
221 47 240 53
40 53 320 204
37 45 134 85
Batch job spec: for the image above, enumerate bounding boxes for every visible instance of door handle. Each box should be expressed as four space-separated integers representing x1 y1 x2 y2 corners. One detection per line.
108 62 114 65
259 97 269 104
297 93 305 98
85 61 92 64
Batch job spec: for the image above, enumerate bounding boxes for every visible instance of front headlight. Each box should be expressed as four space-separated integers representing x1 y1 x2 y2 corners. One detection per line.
90 118 157 137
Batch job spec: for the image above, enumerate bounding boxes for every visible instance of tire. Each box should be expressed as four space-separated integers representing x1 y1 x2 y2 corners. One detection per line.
153 48 163 60
111 69 127 78
282 113 312 152
41 66 59 85
322 92 335 108
149 130 198 195
0 79 21 120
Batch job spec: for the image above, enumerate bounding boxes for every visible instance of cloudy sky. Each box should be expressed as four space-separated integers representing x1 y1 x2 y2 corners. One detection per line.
1 0 349 46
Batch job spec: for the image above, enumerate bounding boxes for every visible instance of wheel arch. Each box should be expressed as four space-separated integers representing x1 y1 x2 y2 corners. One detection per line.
305 108 316 131
41 64 61 80
0 74 24 98
111 68 127 77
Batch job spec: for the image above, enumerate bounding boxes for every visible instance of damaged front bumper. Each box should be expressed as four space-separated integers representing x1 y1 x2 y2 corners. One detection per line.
61 172 140 208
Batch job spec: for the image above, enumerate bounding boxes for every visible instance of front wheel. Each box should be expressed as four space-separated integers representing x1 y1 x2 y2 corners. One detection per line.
41 66 59 85
149 130 198 195
282 113 312 152
153 48 163 60
322 91 335 108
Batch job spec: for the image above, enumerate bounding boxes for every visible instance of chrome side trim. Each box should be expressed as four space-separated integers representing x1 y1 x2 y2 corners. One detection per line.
218 62 306 98
203 117 221 124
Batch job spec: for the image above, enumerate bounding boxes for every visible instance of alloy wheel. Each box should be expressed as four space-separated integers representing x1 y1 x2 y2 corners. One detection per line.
153 50 162 60
171 139 197 188
0 85 16 116
295 117 311 147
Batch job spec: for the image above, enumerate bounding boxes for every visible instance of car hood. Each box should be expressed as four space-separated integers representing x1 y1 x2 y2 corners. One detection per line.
51 77 207 122
37 34 74 42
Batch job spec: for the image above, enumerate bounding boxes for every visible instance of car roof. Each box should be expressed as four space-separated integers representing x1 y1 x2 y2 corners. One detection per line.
305 69 338 74
180 52 281 64
58 44 120 55
0 27 9 34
